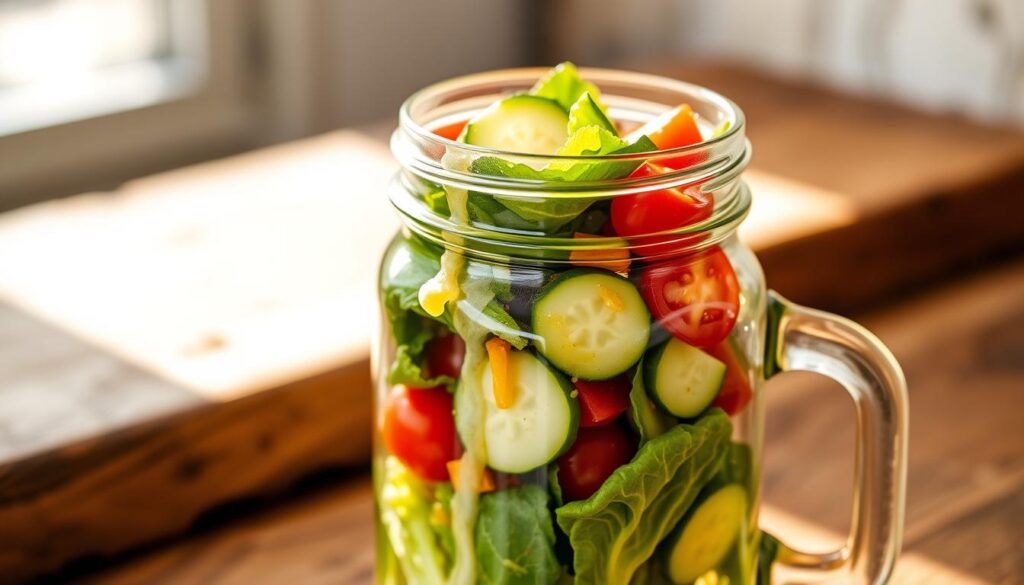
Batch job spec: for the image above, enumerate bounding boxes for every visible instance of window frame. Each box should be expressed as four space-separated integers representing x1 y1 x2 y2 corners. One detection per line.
0 0 262 209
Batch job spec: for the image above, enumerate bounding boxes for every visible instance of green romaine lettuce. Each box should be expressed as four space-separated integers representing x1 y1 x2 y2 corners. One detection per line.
381 235 454 387
469 130 655 231
379 456 451 584
531 62 605 113
475 485 562 585
381 234 527 387
470 128 654 183
630 560 674 585
556 410 732 584
568 92 616 136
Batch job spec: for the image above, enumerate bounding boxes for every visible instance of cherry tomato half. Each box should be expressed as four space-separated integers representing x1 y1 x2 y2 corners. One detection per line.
424 333 465 381
706 342 753 416
609 162 713 256
575 375 632 427
557 423 637 501
382 385 460 481
640 247 740 348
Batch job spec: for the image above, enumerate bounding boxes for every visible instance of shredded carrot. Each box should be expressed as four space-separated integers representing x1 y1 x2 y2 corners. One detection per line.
569 232 631 273
446 459 496 493
485 337 514 409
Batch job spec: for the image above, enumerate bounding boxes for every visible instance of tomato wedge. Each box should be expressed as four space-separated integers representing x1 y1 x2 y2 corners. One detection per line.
575 375 632 427
705 342 753 416
640 247 739 347
382 385 460 481
626 104 704 169
609 162 713 256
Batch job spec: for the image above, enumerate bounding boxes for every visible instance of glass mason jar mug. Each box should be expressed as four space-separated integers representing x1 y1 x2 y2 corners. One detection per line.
375 68 908 585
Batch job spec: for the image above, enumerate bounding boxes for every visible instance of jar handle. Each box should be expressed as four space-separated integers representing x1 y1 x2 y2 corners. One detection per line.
762 291 909 584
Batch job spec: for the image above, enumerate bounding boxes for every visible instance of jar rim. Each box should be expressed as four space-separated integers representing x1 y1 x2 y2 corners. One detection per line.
397 66 746 164
388 66 753 261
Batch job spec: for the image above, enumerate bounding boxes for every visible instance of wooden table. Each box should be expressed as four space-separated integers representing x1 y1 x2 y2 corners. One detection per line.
2 63 1023 582
70 259 1024 585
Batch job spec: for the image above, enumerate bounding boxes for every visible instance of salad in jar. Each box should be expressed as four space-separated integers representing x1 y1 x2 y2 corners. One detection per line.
377 63 765 585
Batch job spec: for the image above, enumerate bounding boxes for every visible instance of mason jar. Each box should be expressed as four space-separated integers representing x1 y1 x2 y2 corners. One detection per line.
374 68 908 585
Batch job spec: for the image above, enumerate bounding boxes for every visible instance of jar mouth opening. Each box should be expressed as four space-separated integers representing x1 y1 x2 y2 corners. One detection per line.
389 67 752 261
398 67 745 162
393 67 749 195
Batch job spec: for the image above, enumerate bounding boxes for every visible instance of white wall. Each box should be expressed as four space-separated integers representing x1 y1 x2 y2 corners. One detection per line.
553 0 1024 126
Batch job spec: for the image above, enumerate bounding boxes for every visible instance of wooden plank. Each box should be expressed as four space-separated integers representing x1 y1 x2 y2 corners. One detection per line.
0 300 199 464
0 130 399 399
71 259 1024 585
0 362 372 583
3 63 1024 581
0 131 393 582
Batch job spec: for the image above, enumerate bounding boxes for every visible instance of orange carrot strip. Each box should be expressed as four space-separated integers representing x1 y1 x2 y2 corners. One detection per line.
485 337 514 409
446 459 496 493
569 232 631 273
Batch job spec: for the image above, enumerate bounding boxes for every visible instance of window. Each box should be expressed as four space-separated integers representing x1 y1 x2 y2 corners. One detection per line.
0 0 257 209
0 0 206 135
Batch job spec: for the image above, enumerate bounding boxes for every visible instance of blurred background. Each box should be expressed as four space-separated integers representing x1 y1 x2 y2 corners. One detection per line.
2 0 1023 208
0 1 1021 584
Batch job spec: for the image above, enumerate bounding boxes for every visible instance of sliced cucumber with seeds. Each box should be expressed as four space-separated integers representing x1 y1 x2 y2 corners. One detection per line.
665 484 747 584
456 350 579 473
532 269 650 380
462 95 569 155
644 337 726 418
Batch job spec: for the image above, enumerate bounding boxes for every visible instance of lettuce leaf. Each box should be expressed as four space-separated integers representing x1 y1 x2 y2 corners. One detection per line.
381 235 526 387
555 410 732 585
381 235 453 387
568 92 616 135
470 128 654 183
380 456 450 584
530 62 604 112
469 130 655 230
475 485 562 585
630 560 674 585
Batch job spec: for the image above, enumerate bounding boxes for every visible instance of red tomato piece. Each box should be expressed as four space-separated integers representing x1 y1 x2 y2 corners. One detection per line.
609 162 713 256
611 163 713 236
627 104 705 169
424 333 465 381
432 120 467 141
640 247 740 348
575 375 632 427
557 423 637 501
706 342 754 416
382 385 460 481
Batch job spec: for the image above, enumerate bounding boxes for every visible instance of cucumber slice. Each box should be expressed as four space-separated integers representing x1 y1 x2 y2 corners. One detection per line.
644 338 726 418
462 95 569 155
532 269 650 380
458 350 579 473
666 484 747 584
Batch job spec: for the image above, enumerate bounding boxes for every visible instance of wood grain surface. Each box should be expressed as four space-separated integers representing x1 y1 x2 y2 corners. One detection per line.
71 259 1024 585
2 63 1024 582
